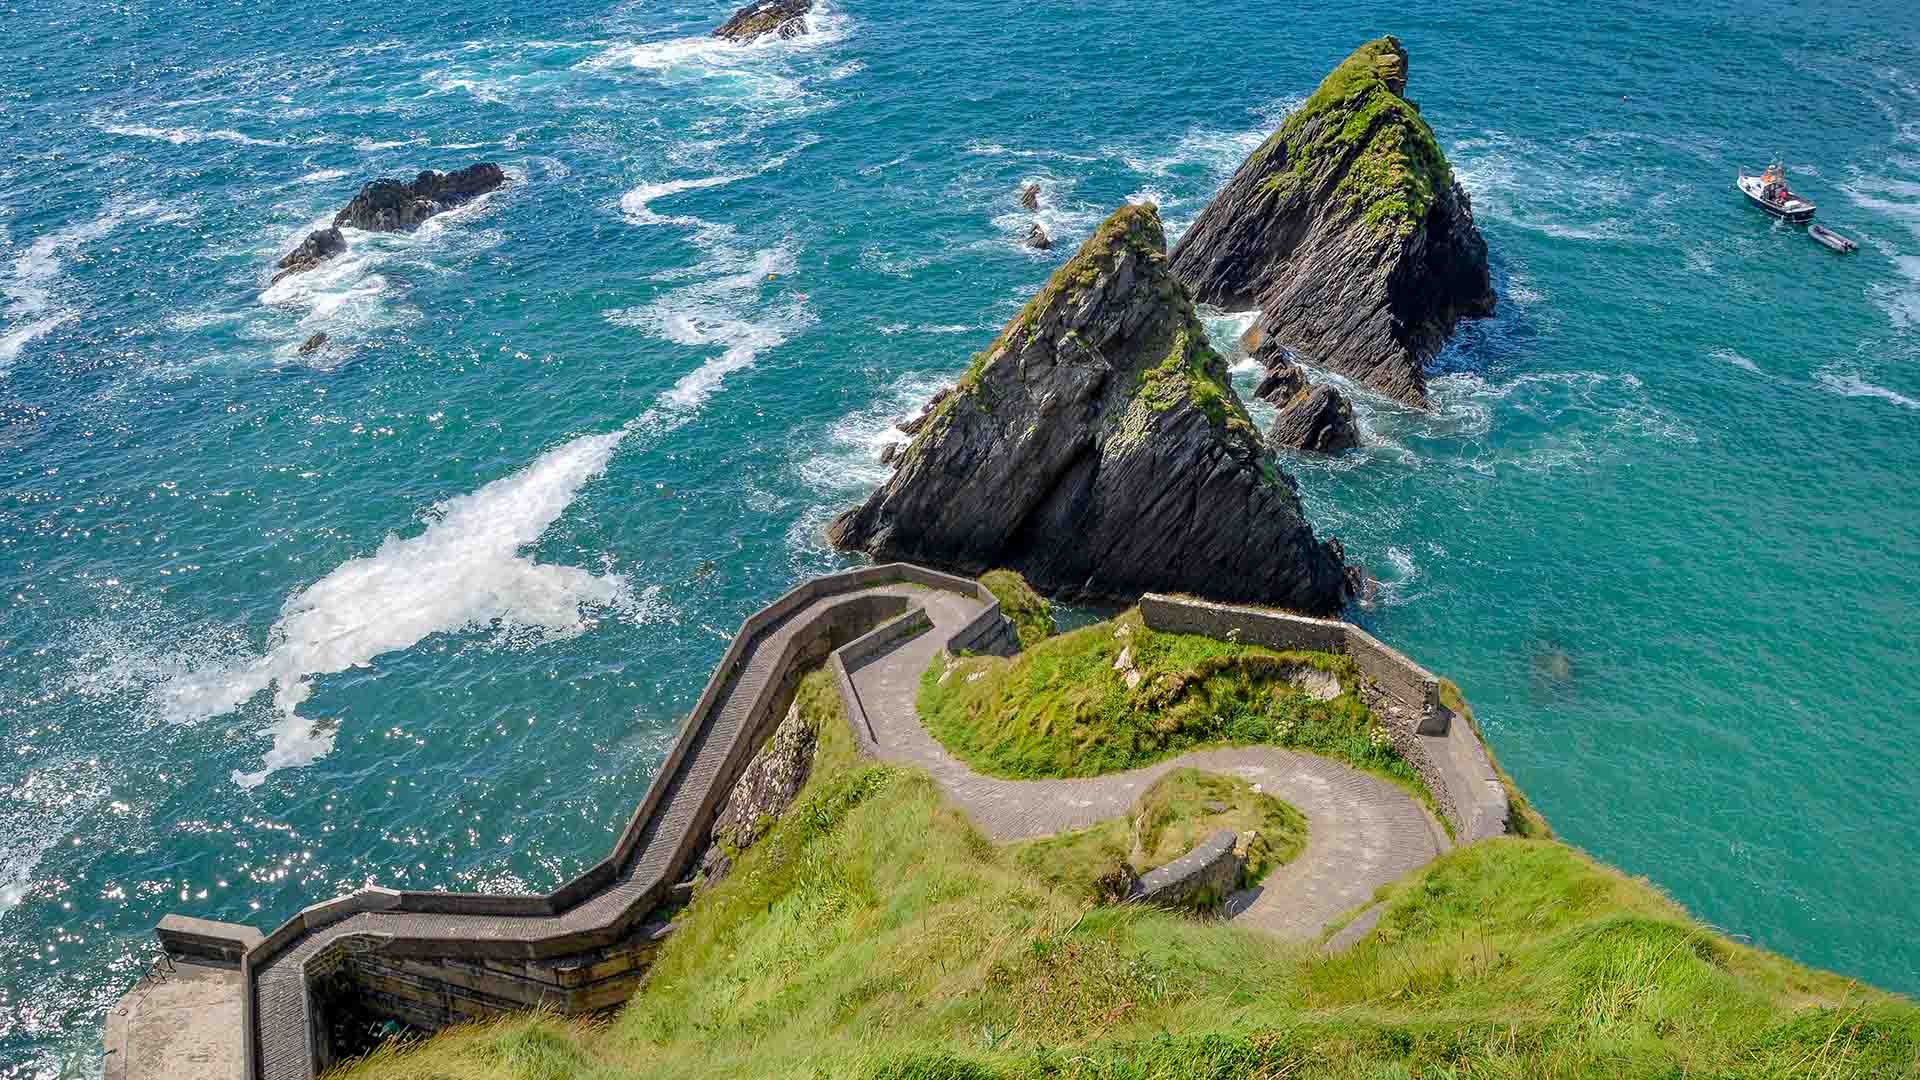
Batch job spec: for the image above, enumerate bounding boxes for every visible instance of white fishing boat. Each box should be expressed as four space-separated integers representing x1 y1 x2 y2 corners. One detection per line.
1737 162 1815 223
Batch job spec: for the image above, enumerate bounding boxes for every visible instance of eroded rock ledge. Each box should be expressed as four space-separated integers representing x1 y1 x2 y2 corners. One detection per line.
829 203 1355 613
1169 37 1493 408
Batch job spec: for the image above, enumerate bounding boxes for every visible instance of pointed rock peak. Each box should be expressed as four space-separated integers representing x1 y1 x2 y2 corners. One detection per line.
1169 37 1493 409
827 202 1354 613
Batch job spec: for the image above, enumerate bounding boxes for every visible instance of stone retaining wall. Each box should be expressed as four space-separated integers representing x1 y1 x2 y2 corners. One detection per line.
1127 829 1243 911
1138 594 1508 843
129 564 1016 1080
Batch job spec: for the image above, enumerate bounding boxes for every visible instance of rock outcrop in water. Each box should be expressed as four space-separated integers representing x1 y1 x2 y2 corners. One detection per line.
270 226 346 285
1268 383 1361 453
1168 37 1494 408
333 163 506 233
713 0 811 41
1250 341 1360 454
1024 222 1053 250
269 164 505 283
828 204 1355 612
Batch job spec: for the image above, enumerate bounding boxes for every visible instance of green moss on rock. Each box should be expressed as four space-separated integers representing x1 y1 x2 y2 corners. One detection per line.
1256 36 1452 241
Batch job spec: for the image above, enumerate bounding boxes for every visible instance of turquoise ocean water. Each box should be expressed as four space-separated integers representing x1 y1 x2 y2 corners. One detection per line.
3 0 1919 1070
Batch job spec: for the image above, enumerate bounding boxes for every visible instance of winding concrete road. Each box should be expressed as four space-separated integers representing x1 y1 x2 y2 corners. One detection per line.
845 590 1448 941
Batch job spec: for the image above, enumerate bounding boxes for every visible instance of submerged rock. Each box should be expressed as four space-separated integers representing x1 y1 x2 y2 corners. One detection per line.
827 203 1355 612
1020 183 1042 210
1168 37 1494 408
270 226 346 285
297 332 328 355
713 0 811 41
333 163 506 233
1024 221 1053 250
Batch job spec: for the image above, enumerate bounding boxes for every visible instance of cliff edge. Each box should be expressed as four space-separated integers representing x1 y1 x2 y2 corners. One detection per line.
827 204 1355 613
1169 37 1493 408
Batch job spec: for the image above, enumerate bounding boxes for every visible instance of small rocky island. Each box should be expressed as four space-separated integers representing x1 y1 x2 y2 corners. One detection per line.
1170 37 1494 408
713 0 812 41
270 163 507 284
828 203 1357 613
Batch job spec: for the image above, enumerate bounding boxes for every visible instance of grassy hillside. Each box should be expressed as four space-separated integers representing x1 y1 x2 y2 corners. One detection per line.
333 667 1919 1080
1007 768 1308 903
978 569 1055 649
918 608 1418 795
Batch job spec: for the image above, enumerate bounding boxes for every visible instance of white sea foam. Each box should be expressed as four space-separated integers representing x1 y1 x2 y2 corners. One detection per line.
795 369 955 495
0 314 73 367
295 168 351 184
1710 347 1762 373
161 429 648 788
1816 370 1920 410
583 0 848 94
620 172 750 227
100 123 283 147
0 762 108 924
2 199 169 370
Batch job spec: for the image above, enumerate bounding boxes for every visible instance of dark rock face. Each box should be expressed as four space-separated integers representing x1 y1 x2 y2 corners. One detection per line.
333 163 506 233
827 204 1354 613
1249 340 1303 404
297 332 328 355
1253 361 1303 405
1168 37 1493 408
270 227 346 285
696 697 816 890
713 0 811 41
1019 183 1041 210
1268 383 1361 454
1024 222 1053 250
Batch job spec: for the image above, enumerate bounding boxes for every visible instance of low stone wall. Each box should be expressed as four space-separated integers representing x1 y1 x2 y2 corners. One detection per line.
1138 594 1507 843
1127 829 1243 911
125 563 1014 1080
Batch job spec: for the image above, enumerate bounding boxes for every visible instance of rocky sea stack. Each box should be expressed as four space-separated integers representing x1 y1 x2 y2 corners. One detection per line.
713 0 812 41
828 204 1355 612
1169 37 1494 408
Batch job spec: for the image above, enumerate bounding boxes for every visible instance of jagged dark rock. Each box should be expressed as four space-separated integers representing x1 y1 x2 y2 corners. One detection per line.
1268 383 1361 454
1168 37 1494 408
270 227 346 285
827 204 1355 612
898 387 951 437
696 696 817 891
1019 183 1041 210
713 0 811 41
1024 222 1053 250
878 442 898 467
297 332 328 355
333 163 506 233
1253 360 1303 405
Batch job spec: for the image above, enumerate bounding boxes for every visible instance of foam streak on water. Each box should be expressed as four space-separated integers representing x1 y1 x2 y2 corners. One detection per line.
163 428 635 787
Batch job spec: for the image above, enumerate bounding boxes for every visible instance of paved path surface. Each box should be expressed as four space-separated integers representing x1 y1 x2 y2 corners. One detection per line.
104 961 244 1080
847 595 1448 941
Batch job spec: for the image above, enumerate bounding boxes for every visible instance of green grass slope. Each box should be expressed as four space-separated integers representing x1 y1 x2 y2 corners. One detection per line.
334 666 1918 1080
1008 767 1308 903
918 609 1418 796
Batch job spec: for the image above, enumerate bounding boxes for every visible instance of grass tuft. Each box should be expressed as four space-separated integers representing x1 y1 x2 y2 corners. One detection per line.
979 570 1055 648
1008 768 1307 903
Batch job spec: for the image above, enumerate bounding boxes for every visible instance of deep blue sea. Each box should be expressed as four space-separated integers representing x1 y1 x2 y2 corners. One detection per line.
4 0 1920 1071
